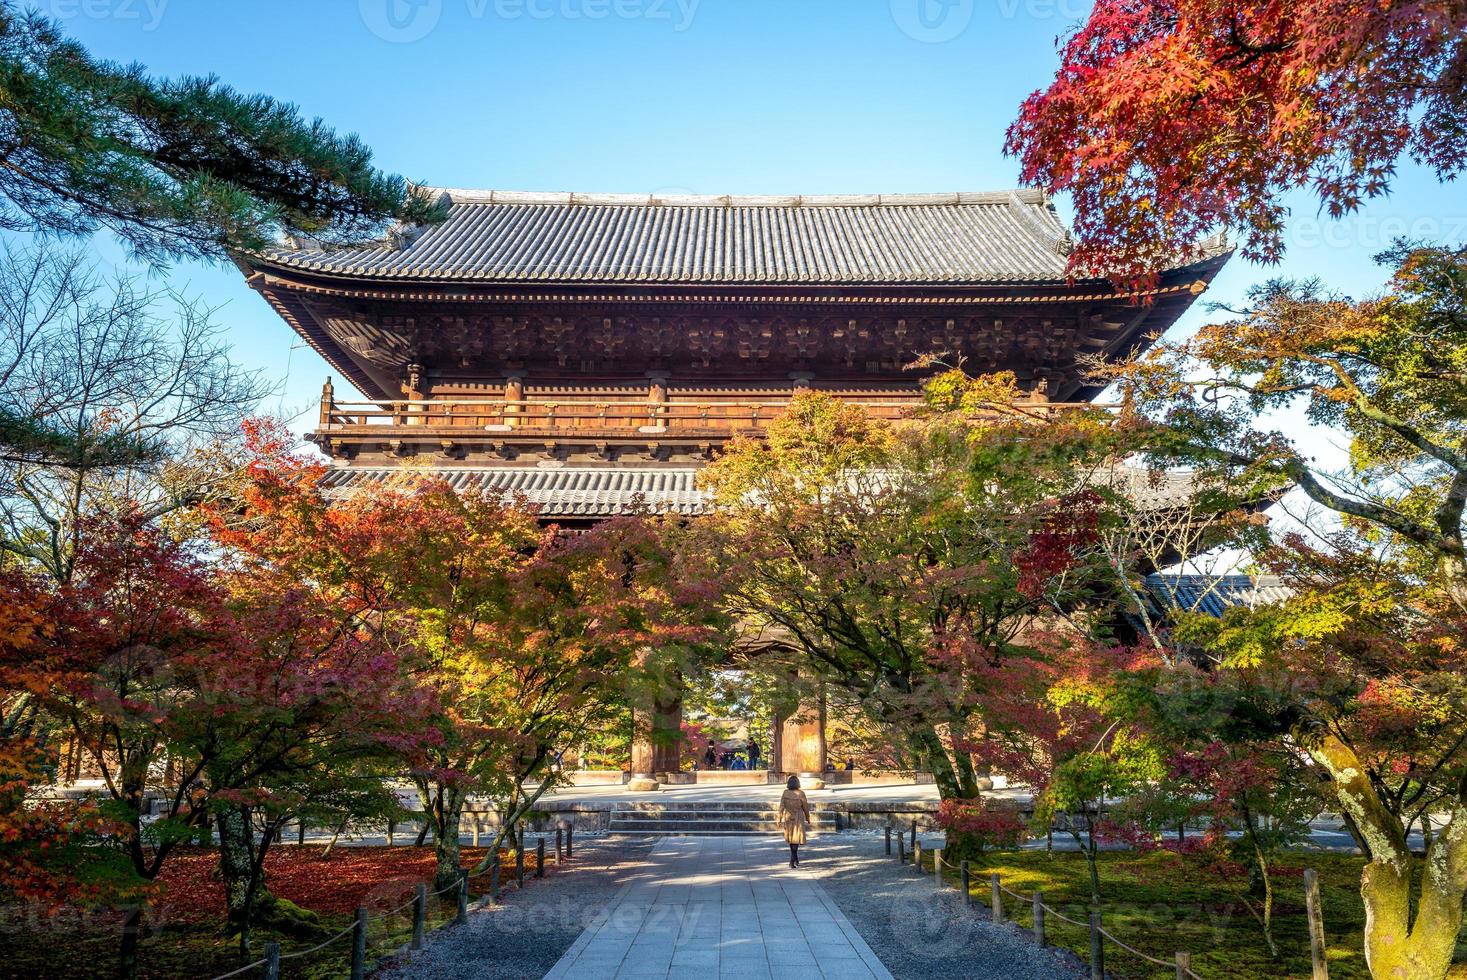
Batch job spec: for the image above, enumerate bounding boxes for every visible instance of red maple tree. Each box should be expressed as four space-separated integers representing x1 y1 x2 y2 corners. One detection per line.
1006 0 1467 278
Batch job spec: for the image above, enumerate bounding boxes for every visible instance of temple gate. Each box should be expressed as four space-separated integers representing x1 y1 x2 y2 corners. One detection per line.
237 188 1230 787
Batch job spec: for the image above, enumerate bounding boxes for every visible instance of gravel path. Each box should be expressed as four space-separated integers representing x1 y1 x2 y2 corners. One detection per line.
380 834 1084 980
375 836 658 980
798 837 1088 980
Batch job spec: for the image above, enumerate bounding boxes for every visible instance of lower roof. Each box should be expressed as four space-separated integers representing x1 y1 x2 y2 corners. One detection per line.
317 464 1233 521
317 466 705 518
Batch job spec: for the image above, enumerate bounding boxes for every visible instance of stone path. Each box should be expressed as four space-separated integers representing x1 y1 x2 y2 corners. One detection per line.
542 837 895 980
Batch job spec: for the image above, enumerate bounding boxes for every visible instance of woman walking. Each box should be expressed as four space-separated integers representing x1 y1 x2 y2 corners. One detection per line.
778 775 811 868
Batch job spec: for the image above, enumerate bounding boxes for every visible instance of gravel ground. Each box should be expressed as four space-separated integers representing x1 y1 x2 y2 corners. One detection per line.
798 837 1088 980
378 833 1083 980
375 835 657 980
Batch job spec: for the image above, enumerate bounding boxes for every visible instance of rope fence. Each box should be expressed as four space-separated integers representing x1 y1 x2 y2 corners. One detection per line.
201 820 575 979
907 835 1213 980
920 835 1332 978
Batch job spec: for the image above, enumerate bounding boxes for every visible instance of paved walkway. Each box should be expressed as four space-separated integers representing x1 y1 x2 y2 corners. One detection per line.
542 837 895 980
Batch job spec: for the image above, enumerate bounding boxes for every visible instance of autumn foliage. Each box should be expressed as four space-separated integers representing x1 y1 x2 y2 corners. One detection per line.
1007 0 1467 277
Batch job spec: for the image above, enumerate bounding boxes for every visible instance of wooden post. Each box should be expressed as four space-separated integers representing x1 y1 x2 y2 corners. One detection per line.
1089 911 1105 980
351 907 369 980
263 942 281 980
884 826 892 855
933 848 942 887
387 819 395 847
412 883 427 951
897 836 906 864
1304 868 1328 979
913 840 923 871
960 861 972 907
471 811 480 848
556 824 565 863
1176 950 1191 979
297 821 306 846
910 819 917 851
991 873 1003 923
1033 892 1046 946
457 871 469 926
536 837 546 878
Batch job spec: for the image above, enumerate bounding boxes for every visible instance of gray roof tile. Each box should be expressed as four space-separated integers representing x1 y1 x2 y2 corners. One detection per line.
318 466 705 517
263 189 1074 285
1144 573 1292 617
318 464 1228 521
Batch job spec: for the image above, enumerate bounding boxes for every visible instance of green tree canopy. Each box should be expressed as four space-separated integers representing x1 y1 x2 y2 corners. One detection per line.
0 4 445 264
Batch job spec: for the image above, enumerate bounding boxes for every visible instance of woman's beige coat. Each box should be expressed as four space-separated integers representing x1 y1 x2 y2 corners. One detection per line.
778 788 810 845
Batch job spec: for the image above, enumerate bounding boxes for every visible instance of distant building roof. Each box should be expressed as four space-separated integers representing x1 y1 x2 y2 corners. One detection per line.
1144 573 1292 618
259 188 1090 285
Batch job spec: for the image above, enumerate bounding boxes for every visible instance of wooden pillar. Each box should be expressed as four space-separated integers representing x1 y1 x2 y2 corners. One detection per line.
319 377 335 427
778 681 826 790
504 374 524 428
402 363 427 427
652 696 682 774
628 705 659 792
629 690 682 791
645 374 668 432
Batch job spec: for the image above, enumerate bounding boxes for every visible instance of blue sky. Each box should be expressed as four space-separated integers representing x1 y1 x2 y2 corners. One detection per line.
50 0 1463 437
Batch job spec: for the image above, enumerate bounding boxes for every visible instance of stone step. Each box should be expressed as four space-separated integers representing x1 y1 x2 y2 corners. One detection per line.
607 801 839 836
612 801 813 812
607 815 839 821
609 809 837 822
608 819 833 833
604 833 809 839
608 825 829 836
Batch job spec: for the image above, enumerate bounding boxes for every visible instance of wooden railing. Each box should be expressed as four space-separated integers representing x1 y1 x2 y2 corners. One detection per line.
317 398 923 436
315 396 1102 438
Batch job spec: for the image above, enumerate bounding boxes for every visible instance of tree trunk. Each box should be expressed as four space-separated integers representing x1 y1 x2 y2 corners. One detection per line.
950 741 980 798
1081 826 1102 907
1311 735 1467 979
475 772 556 874
433 786 466 891
216 807 261 938
911 726 963 799
320 816 349 859
912 724 986 862
118 906 143 980
413 778 462 887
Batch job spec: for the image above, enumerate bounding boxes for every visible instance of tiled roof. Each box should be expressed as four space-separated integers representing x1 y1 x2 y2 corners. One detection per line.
1144 573 1292 618
259 189 1078 285
318 467 705 517
318 464 1238 522
1106 467 1211 512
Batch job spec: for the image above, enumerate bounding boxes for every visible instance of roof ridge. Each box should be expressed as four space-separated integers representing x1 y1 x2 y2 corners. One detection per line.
431 188 1047 208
